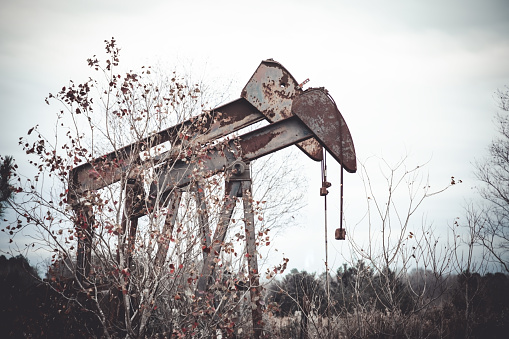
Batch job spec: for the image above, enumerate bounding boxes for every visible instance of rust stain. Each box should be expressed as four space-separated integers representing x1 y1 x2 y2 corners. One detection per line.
292 88 357 172
296 139 323 161
241 130 282 156
240 60 323 161
280 73 289 87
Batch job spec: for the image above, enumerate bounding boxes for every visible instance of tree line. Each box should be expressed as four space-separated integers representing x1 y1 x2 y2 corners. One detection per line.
265 264 509 338
1 255 508 338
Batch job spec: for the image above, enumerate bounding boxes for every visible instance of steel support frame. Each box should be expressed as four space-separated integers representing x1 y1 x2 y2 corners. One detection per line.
240 178 263 338
195 180 241 298
67 60 358 339
194 166 263 338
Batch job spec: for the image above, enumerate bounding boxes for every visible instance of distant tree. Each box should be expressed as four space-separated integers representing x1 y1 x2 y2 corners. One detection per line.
268 269 326 316
333 260 375 313
266 269 326 339
474 86 509 272
0 254 105 337
449 271 509 339
0 155 14 217
342 158 455 338
0 254 39 288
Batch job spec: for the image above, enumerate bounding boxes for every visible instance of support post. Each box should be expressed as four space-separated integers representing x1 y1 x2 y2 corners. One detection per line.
118 180 144 268
195 163 263 338
194 182 211 260
241 178 263 339
75 203 94 285
154 190 182 268
196 180 241 298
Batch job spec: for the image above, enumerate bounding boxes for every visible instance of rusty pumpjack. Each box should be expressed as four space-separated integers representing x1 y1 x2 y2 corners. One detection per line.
68 59 356 337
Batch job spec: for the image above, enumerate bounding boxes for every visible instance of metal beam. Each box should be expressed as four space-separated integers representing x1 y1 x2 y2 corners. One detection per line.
154 190 182 268
150 116 314 202
68 98 264 201
75 204 94 285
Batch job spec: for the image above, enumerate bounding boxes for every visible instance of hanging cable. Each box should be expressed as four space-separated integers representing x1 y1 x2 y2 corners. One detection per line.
321 148 332 334
339 112 345 239
337 158 345 239
320 150 331 197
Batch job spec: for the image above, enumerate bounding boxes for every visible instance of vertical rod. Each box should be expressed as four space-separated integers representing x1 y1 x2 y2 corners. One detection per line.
338 102 345 234
340 164 344 231
322 151 331 337
76 204 94 285
117 181 143 325
339 165 343 229
241 179 262 339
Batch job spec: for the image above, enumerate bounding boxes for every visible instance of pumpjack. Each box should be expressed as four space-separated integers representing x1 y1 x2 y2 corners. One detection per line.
68 59 356 337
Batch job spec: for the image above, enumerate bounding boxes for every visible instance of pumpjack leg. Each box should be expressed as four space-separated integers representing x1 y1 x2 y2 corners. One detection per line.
241 179 263 338
154 190 182 268
195 163 263 339
118 180 144 268
196 180 241 298
75 204 94 285
194 182 212 260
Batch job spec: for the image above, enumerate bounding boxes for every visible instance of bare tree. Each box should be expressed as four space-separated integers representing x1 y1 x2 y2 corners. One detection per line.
264 157 457 339
340 157 455 338
449 204 491 339
474 86 509 273
5 39 300 338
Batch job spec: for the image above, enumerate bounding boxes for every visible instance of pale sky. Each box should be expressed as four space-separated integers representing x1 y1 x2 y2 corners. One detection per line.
1 0 508 274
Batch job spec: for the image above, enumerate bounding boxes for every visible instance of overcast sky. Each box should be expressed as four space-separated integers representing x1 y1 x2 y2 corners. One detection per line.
1 0 508 273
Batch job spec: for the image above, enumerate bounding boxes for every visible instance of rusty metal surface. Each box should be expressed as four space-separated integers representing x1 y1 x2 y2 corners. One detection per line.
69 98 264 199
194 182 211 260
241 179 263 338
154 191 182 268
194 176 263 338
196 180 241 296
120 182 144 266
295 138 323 162
195 98 264 143
75 204 94 283
239 116 314 159
292 88 357 173
70 60 346 200
241 59 323 161
242 59 300 121
150 116 314 200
